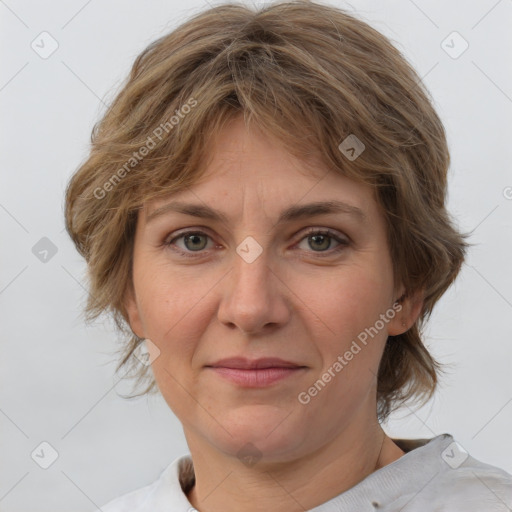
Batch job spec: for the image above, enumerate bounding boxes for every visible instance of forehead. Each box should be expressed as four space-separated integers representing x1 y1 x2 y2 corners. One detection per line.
144 115 377 221
197 115 329 181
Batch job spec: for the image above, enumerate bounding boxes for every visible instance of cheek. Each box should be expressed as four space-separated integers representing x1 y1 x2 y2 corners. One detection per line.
300 261 393 338
134 258 204 328
133 263 219 365
135 269 208 413
299 264 394 399
297 267 392 412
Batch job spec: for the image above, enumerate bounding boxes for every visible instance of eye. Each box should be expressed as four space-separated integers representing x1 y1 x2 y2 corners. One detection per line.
165 230 214 257
295 228 349 256
164 227 349 258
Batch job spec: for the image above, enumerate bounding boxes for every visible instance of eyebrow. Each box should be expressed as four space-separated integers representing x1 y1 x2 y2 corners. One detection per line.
146 199 366 226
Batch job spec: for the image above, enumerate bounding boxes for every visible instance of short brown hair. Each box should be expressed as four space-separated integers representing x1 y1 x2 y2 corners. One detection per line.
64 0 469 421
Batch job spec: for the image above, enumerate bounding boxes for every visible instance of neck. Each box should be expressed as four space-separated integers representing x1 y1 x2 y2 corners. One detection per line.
185 417 404 512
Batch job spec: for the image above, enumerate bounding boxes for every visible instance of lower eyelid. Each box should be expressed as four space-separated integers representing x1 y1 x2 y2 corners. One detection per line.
166 232 215 252
165 229 349 256
296 234 349 256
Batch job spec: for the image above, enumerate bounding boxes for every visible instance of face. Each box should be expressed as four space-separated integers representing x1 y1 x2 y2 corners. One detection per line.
125 115 412 464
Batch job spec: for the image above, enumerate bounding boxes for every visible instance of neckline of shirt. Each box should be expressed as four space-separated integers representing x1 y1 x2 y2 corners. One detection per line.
157 433 454 511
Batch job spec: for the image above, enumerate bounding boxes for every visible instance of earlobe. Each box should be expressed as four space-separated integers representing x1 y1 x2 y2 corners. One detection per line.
388 289 424 336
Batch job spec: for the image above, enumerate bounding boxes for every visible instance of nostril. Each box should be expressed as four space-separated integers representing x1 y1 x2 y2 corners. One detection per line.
371 501 380 509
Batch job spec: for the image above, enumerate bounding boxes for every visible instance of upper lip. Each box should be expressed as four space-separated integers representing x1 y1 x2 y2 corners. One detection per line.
206 357 305 369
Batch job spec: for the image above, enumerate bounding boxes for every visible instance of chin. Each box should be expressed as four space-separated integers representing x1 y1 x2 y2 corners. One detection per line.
205 405 307 462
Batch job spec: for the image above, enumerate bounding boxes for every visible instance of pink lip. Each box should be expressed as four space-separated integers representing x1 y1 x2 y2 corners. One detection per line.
207 367 306 387
207 357 304 369
205 357 307 387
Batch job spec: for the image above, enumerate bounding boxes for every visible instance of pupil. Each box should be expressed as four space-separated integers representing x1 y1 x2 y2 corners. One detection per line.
311 234 329 251
186 234 205 251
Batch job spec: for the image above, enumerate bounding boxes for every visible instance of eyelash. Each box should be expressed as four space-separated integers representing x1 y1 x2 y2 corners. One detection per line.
164 228 350 259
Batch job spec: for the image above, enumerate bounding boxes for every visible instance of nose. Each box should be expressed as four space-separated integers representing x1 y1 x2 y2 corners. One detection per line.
217 242 291 336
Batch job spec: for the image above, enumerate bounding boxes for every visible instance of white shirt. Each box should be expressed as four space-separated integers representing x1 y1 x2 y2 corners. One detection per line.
101 433 512 511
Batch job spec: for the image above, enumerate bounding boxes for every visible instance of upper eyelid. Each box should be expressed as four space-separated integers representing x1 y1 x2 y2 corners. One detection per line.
166 226 349 247
167 225 348 237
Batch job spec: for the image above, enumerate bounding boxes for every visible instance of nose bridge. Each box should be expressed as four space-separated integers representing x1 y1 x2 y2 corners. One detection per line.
217 235 288 333
231 236 274 300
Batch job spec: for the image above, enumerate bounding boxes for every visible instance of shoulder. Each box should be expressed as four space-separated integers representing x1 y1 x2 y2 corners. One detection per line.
100 480 158 512
404 441 512 511
427 462 512 511
99 454 193 512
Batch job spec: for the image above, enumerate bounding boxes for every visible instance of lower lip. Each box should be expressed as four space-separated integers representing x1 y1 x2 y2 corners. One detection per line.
207 367 305 387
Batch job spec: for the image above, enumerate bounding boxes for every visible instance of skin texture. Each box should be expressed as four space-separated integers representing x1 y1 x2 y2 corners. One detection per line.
125 115 422 512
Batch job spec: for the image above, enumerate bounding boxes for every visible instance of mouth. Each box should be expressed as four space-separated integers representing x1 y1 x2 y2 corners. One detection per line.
205 357 307 387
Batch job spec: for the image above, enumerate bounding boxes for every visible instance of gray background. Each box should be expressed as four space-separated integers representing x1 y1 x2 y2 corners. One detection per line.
1 0 511 510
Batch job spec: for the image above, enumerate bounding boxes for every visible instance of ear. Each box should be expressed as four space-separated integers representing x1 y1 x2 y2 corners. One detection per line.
387 288 424 336
123 283 145 339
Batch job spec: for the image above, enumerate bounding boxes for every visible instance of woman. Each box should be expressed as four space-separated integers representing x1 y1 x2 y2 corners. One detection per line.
64 1 512 510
